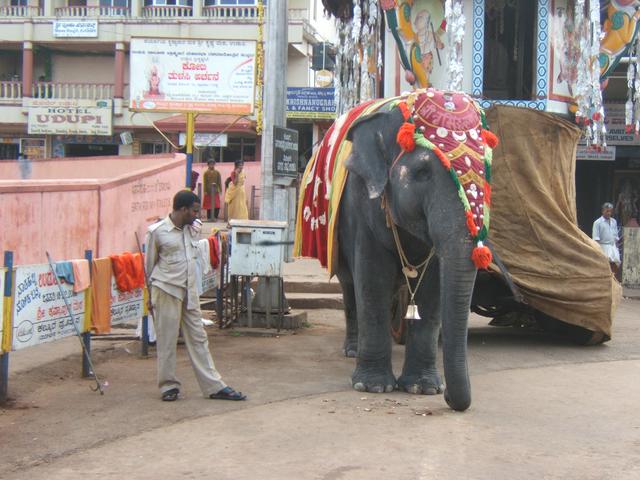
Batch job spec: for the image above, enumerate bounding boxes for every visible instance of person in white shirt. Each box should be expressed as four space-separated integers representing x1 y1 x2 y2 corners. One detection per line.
145 190 246 402
592 202 621 275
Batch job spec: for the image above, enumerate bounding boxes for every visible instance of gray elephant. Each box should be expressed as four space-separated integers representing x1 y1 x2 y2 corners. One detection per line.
296 89 496 411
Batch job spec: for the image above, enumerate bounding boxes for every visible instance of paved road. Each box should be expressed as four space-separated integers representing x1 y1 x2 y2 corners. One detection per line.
2 294 639 480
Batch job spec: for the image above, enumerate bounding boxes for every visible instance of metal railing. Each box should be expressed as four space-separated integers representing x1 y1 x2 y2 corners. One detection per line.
54 6 130 17
32 82 114 100
0 81 22 101
202 5 257 19
0 5 42 16
141 5 193 18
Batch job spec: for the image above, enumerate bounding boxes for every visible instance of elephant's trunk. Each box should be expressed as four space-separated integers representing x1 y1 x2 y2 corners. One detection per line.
440 253 477 411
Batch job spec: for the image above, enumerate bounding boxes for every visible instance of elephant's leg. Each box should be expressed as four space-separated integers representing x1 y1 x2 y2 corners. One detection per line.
351 252 397 394
397 260 444 395
337 272 358 357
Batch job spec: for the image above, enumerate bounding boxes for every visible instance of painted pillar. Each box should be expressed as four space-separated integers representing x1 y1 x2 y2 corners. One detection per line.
114 42 125 99
22 41 33 98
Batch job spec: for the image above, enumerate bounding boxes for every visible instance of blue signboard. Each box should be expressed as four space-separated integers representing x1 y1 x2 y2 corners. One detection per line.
286 87 336 120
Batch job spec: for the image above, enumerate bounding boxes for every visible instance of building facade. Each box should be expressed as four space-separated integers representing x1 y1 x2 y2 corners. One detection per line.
0 0 337 172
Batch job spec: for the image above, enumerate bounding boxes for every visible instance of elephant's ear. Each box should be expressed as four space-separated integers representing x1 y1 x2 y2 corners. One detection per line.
344 108 404 199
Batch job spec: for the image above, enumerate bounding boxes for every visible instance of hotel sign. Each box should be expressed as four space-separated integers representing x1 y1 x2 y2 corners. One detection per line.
28 99 113 136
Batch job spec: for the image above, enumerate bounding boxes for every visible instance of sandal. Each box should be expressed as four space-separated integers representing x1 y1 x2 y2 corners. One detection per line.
209 386 246 401
162 388 179 402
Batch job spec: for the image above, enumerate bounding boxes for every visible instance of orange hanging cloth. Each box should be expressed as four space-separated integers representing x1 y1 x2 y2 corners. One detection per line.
110 252 145 292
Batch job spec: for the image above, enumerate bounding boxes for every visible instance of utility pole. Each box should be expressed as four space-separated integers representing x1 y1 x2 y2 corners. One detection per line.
260 0 292 230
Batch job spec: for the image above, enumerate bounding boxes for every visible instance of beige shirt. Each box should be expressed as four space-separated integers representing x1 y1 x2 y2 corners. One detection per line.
145 215 200 310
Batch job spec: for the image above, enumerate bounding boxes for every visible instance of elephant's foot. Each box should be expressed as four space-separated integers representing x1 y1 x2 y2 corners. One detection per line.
352 364 396 393
343 337 357 358
397 370 444 395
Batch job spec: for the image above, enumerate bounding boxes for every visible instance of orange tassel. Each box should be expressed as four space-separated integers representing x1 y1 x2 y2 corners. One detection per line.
481 129 499 149
397 122 416 151
471 245 492 269
434 148 451 169
465 210 476 236
398 102 411 121
483 183 491 206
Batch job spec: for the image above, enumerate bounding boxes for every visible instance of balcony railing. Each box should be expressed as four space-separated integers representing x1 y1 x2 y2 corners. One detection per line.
142 6 192 18
202 6 257 19
54 6 130 17
33 82 114 100
0 81 22 102
0 5 42 17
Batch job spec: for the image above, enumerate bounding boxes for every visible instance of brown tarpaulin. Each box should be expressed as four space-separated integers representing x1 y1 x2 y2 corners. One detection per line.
486 105 621 339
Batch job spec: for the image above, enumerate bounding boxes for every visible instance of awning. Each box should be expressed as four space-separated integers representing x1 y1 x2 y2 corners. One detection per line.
153 114 256 134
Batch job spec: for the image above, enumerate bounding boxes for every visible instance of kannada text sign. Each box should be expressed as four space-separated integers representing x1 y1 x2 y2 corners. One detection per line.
12 264 86 351
129 38 256 114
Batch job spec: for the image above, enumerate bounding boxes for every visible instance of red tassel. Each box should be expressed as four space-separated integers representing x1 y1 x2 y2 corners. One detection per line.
465 210 476 236
398 102 411 121
397 122 416 151
471 245 492 269
481 129 499 149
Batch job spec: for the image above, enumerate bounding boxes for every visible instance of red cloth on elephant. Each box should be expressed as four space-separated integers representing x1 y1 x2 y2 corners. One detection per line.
295 100 378 268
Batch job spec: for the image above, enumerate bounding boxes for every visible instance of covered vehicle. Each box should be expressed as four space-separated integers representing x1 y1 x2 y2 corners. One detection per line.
393 105 621 345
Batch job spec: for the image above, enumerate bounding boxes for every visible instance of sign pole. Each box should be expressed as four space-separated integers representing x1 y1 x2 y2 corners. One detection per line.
186 112 195 189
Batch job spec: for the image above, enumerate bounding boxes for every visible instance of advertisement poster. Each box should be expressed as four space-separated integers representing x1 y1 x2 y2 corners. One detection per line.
110 278 144 326
286 87 336 120
12 264 86 351
129 38 256 114
28 99 113 136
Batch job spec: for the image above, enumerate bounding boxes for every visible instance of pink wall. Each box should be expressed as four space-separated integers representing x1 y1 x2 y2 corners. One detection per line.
0 154 186 265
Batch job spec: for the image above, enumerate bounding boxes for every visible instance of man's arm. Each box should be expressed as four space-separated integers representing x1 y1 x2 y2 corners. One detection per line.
592 220 600 241
145 228 159 282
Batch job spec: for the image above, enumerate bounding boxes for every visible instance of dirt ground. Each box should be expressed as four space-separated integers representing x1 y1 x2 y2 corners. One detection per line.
1 300 640 479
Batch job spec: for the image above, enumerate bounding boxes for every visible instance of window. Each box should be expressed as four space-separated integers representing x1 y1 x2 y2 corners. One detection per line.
483 0 536 100
203 0 263 5
100 0 129 7
207 137 256 163
144 0 192 6
10 0 29 6
141 142 169 154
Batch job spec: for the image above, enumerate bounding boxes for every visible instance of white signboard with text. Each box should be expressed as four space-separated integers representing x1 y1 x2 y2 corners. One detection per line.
28 99 113 136
576 145 616 161
12 264 86 351
179 132 228 147
129 37 256 114
53 20 98 38
110 278 144 326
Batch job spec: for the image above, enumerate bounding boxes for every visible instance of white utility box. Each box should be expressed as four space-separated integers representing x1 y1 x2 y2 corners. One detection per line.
228 219 288 277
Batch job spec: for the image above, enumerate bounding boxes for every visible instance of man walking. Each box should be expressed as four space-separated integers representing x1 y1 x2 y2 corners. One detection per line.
592 202 621 276
202 158 222 220
146 190 246 402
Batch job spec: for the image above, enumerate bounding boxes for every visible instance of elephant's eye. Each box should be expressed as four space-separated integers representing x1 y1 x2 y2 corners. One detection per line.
413 162 432 181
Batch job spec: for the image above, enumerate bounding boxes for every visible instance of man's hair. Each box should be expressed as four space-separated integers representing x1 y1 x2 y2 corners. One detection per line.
602 202 614 209
207 159 216 165
173 190 200 210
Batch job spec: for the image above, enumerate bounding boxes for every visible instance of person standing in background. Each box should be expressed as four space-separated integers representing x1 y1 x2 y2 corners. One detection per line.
224 160 249 221
202 159 222 220
592 202 621 276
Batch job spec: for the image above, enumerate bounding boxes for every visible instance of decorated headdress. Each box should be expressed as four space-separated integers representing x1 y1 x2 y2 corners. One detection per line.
394 88 498 270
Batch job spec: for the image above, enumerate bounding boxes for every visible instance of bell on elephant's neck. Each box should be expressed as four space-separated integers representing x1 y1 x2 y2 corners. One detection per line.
405 303 421 321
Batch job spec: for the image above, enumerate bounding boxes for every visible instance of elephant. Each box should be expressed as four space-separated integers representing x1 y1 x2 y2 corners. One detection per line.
322 89 496 411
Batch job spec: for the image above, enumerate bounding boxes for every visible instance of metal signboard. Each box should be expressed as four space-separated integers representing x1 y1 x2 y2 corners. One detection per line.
286 87 336 120
110 277 144 326
129 37 256 114
53 20 98 38
28 99 113 136
12 264 86 351
179 132 228 147
576 145 616 161
273 126 299 178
